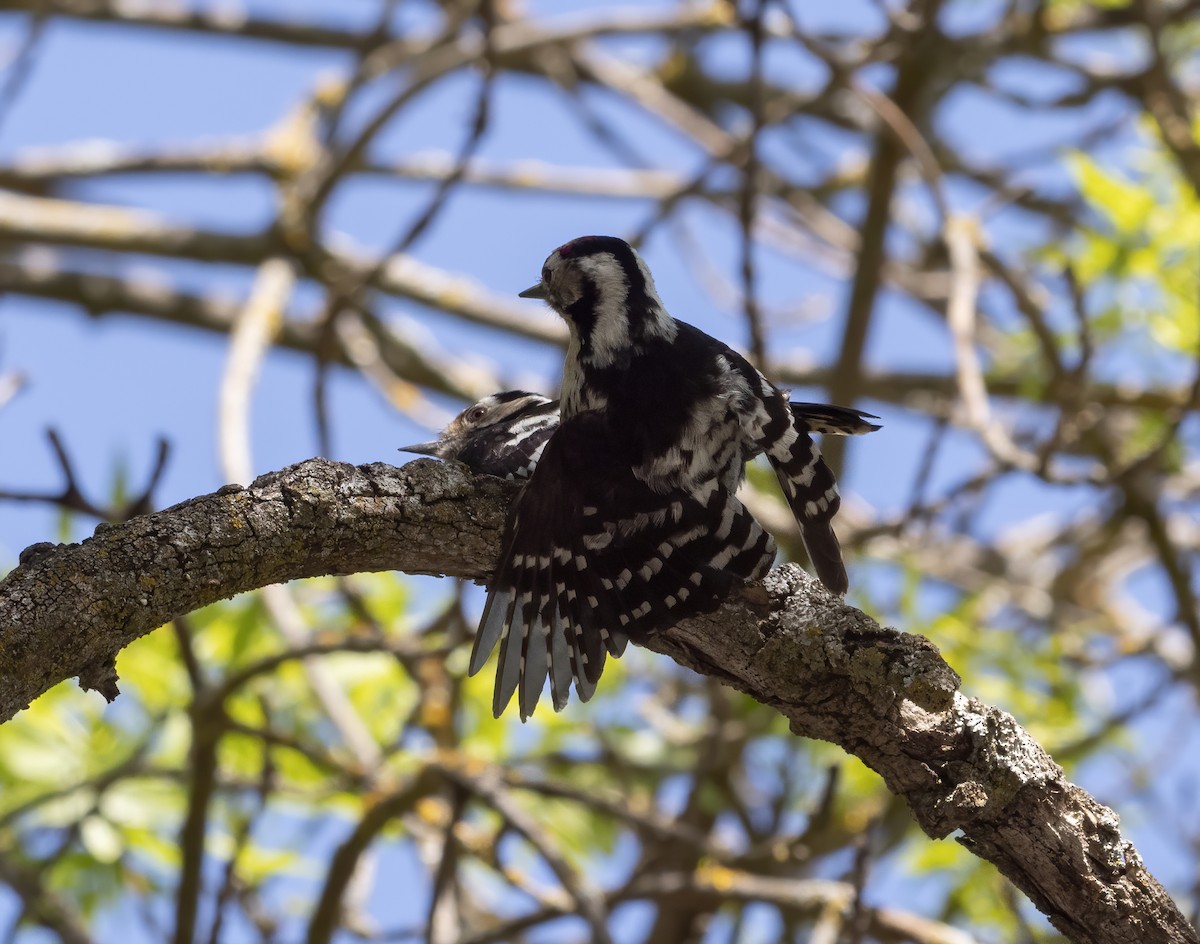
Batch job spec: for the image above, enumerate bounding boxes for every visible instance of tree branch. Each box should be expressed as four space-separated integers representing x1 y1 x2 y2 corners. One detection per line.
0 458 511 718
0 458 1195 943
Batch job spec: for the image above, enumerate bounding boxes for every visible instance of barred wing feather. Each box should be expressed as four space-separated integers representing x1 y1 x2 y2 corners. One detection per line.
472 413 776 719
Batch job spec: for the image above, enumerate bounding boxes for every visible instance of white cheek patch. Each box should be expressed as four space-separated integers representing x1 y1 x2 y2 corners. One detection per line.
572 251 679 366
577 256 632 368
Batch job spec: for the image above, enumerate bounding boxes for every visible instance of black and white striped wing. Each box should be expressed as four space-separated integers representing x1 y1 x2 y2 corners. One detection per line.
472 413 776 720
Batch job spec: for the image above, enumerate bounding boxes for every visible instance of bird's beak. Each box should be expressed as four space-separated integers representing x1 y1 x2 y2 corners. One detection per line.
519 282 548 300
398 440 444 458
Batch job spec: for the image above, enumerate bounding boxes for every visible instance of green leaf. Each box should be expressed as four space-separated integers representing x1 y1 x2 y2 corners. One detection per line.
81 814 124 863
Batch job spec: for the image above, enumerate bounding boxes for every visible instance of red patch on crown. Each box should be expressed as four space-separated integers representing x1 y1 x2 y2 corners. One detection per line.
554 235 604 259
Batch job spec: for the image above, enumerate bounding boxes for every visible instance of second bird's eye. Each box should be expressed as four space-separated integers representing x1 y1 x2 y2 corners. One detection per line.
468 407 488 422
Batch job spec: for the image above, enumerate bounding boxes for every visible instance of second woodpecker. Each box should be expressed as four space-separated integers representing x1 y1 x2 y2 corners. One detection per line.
474 235 879 719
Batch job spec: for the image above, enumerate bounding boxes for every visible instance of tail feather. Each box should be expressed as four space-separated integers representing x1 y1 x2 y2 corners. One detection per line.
546 570 574 710
747 386 853 595
769 434 848 594
789 402 881 437
794 516 847 595
518 565 550 720
563 599 600 703
492 584 524 717
472 586 512 677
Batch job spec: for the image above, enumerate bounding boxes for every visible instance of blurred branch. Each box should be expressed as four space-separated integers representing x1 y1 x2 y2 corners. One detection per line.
218 258 295 481
0 427 169 522
306 770 441 944
0 0 390 49
738 0 767 367
216 256 384 771
0 143 692 198
0 851 94 944
1130 0 1200 196
435 757 615 944
0 257 492 400
779 363 1195 415
0 191 563 343
0 242 1190 415
0 458 1194 944
0 1 723 54
823 0 945 478
0 2 48 141
172 694 220 944
457 866 980 944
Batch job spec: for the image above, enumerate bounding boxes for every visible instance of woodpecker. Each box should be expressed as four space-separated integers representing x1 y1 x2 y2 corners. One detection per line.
402 391 875 481
474 236 880 719
400 391 557 480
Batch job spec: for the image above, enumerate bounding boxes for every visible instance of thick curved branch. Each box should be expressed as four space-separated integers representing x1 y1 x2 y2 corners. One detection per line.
0 457 1195 944
0 458 512 721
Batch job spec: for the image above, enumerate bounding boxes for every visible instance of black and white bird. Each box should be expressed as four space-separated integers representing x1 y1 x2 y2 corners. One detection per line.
400 391 558 480
403 391 876 482
472 236 880 719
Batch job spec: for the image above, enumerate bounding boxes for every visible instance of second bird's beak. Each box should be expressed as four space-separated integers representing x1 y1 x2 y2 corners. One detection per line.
398 441 445 458
519 282 548 300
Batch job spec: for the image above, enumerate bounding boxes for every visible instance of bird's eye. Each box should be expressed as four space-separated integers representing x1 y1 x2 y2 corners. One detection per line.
469 407 488 422
541 266 551 284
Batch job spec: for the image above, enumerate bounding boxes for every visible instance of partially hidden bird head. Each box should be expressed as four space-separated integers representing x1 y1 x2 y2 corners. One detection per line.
519 235 677 366
399 390 553 461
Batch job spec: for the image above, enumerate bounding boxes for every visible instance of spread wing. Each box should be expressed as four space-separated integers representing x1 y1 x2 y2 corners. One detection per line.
472 412 775 720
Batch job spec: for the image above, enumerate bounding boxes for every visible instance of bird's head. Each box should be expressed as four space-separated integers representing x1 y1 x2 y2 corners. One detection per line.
520 236 676 365
399 391 553 460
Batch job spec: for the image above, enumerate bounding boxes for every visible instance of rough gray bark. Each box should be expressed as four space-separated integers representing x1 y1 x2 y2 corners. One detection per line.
0 456 1195 944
